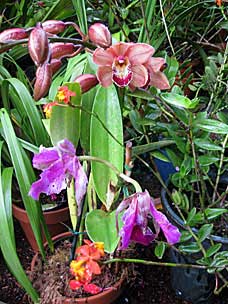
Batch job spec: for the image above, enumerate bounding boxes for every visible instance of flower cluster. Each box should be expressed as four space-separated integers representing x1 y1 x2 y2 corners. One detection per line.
116 190 181 249
43 86 75 118
29 139 88 213
69 240 105 294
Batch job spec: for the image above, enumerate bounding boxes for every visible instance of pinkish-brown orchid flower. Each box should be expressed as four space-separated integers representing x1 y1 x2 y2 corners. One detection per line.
93 42 155 89
145 57 170 90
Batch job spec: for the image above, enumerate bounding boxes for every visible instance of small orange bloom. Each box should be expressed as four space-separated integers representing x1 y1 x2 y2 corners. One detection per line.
215 0 223 6
57 86 76 104
43 101 58 118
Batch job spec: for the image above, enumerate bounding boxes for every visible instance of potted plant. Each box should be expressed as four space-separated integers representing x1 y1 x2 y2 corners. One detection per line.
156 80 228 303
0 17 184 303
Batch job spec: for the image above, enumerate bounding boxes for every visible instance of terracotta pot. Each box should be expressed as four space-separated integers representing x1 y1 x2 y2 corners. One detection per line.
12 204 70 251
31 232 125 304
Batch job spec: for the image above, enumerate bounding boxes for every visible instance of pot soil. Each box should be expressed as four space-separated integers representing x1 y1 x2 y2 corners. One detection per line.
30 232 127 304
161 187 228 304
13 203 70 251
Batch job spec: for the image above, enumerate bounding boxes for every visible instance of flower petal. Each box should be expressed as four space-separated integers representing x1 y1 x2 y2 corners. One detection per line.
93 48 114 66
131 225 155 246
97 66 113 87
111 42 132 57
148 57 166 72
69 280 82 290
29 160 67 200
149 71 170 90
58 138 76 156
150 199 181 245
83 283 102 295
32 147 59 170
119 196 137 249
126 43 155 65
131 64 148 88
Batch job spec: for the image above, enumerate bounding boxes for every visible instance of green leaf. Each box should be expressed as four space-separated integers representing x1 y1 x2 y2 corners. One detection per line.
1 78 49 146
85 209 121 253
205 208 228 221
71 0 88 34
193 118 228 134
186 207 196 225
0 109 48 257
198 224 213 242
165 57 179 87
206 244 222 258
90 85 123 207
194 139 222 151
180 230 192 243
179 242 201 253
198 155 220 166
132 140 174 156
0 145 39 302
50 82 81 147
154 242 166 259
161 93 199 109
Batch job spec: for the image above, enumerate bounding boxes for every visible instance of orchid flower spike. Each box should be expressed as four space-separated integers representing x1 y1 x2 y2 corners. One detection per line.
116 190 181 249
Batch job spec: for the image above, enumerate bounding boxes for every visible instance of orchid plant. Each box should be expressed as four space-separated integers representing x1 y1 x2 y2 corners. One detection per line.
0 19 182 299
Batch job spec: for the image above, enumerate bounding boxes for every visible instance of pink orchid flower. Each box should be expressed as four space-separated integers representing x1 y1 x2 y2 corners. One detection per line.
93 42 154 89
93 42 170 90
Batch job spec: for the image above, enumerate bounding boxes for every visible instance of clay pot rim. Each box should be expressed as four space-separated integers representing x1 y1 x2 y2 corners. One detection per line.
31 231 126 303
12 202 69 215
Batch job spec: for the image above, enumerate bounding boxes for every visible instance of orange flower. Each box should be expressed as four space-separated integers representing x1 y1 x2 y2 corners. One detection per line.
43 101 58 118
57 86 76 104
215 0 222 6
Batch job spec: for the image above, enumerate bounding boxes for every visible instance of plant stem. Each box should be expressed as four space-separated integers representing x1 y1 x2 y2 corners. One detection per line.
212 134 228 204
78 155 142 193
103 258 207 270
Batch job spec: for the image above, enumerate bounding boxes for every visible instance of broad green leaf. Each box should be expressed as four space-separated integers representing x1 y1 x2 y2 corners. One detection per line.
50 82 81 147
154 242 166 259
91 85 123 207
198 224 213 242
161 93 199 109
193 118 228 134
206 244 222 258
85 209 121 253
205 208 228 221
80 55 97 152
165 57 179 86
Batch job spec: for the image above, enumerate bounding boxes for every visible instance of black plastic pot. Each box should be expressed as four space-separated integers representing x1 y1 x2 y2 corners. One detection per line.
161 187 228 304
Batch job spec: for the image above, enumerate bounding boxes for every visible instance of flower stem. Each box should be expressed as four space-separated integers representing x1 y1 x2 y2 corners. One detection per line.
103 258 207 270
78 155 142 192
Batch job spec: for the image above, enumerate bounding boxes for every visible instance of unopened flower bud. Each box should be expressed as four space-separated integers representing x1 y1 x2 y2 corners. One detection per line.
42 20 66 34
28 23 49 66
88 23 111 48
50 43 75 59
73 74 98 93
34 63 52 100
0 28 28 42
50 59 62 74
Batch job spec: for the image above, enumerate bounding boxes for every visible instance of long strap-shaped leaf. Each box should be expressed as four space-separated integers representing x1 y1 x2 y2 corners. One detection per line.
71 0 88 34
1 78 49 146
90 85 123 209
0 109 48 257
0 147 39 303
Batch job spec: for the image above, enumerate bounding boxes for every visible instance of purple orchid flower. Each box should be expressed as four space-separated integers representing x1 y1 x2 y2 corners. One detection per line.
29 139 88 213
116 190 181 249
